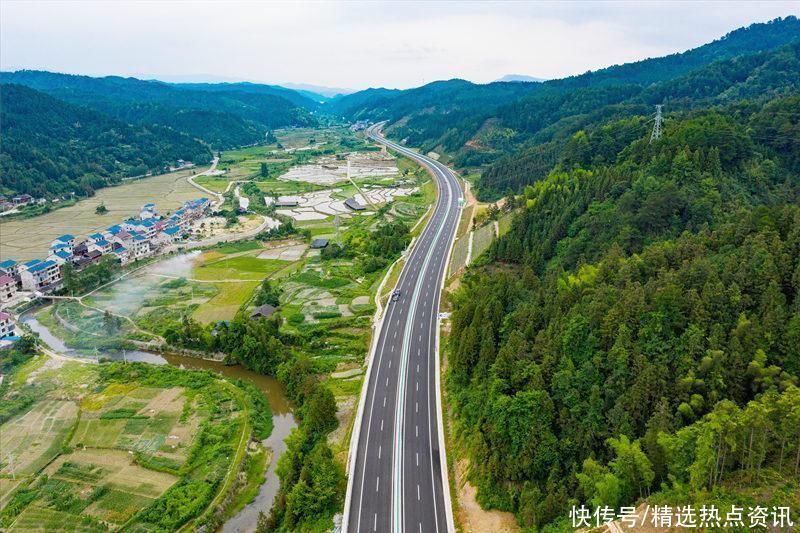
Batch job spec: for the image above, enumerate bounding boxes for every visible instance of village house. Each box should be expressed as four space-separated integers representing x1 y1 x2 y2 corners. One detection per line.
20 259 62 293
123 218 158 239
51 234 76 250
74 250 103 270
345 197 365 211
181 198 211 220
0 275 17 304
0 260 20 285
127 233 152 260
48 249 73 266
140 203 158 220
0 312 14 338
275 196 301 208
113 245 132 265
12 194 34 206
89 238 113 255
250 304 276 319
103 225 123 240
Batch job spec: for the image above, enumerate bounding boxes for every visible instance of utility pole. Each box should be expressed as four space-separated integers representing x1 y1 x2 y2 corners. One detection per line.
649 104 663 144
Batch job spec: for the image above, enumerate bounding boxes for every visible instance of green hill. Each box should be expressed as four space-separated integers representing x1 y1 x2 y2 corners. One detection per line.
446 91 800 530
0 84 211 198
0 70 318 149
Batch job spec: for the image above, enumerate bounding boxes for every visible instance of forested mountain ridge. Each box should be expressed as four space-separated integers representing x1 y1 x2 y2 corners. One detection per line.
0 70 318 148
0 83 212 198
171 81 320 110
447 93 800 529
477 41 800 199
329 16 800 183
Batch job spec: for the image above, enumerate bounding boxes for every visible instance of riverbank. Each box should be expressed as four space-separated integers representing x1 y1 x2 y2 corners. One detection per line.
14 308 296 533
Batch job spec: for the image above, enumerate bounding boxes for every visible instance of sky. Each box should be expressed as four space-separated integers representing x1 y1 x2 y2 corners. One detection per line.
1 1 798 91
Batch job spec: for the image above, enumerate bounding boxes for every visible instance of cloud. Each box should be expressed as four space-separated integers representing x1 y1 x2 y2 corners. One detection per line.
1 0 797 89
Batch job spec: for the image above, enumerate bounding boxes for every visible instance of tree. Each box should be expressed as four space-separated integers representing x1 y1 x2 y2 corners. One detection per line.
95 203 108 214
303 385 338 438
260 162 269 178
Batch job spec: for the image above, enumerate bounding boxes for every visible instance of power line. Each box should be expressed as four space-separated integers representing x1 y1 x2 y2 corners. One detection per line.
649 105 663 144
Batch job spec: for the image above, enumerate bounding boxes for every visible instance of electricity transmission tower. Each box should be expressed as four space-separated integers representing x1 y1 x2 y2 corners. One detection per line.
649 104 663 143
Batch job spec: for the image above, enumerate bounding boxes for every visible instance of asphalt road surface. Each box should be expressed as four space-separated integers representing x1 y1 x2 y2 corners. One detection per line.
344 124 460 532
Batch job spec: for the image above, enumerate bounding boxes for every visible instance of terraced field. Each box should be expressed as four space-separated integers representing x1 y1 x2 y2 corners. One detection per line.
0 357 264 532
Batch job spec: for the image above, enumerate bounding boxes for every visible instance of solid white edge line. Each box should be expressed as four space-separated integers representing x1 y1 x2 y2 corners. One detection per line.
436 162 460 533
342 124 445 533
343 223 420 532
392 139 459 533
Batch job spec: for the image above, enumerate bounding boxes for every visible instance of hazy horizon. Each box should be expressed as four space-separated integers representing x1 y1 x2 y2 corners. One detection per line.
1 1 799 91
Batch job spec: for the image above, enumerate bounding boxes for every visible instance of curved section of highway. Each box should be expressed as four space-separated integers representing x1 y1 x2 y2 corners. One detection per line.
344 124 459 532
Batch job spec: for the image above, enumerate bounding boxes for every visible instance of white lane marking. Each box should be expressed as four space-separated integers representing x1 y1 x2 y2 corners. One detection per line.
386 377 389 387
417 363 420 372
390 345 395 353
378 445 382 459
393 330 397 339
376 476 380 492
416 425 419 437
416 381 419 391
374 513 377 531
389 360 392 368
416 401 418 413
381 419 384 431
418 484 421 501
372 133 456 533
416 452 419 466
383 397 387 407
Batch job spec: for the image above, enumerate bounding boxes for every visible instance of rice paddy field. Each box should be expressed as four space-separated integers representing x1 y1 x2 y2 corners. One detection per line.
195 126 367 195
0 356 264 531
81 244 294 331
0 167 206 262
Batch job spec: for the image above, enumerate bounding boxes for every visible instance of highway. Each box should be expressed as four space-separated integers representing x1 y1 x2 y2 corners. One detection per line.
343 124 459 533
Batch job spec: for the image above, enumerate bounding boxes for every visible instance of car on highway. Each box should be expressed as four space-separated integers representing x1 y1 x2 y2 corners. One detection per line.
391 289 401 302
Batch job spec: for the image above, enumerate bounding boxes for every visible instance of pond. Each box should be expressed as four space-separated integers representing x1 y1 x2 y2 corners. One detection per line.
21 313 297 533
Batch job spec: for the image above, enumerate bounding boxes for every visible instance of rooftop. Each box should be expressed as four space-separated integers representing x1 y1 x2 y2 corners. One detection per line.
0 260 17 269
29 260 56 273
345 197 365 210
0 312 11 322
250 304 276 319
55 234 75 242
0 274 14 285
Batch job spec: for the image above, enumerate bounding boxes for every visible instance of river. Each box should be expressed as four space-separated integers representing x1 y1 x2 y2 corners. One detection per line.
21 312 297 533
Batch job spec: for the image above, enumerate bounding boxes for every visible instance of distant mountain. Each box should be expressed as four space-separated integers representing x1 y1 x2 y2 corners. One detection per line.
170 81 319 110
280 82 356 99
494 74 546 83
0 71 317 148
328 16 800 171
0 84 211 198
